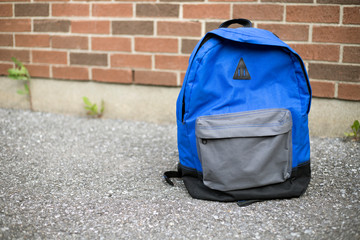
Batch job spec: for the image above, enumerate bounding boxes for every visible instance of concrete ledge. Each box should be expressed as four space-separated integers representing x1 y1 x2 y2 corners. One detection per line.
31 78 180 123
0 77 179 124
0 77 30 110
309 98 360 137
1 77 359 137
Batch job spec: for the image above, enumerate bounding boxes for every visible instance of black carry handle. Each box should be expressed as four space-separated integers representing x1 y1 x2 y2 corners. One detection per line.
163 171 180 186
219 19 252 28
163 164 182 186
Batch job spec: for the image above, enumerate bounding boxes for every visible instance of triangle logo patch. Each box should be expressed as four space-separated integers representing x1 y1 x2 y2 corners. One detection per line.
233 58 251 80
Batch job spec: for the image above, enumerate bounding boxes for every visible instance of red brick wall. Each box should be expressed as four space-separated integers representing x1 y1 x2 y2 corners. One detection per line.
0 0 359 101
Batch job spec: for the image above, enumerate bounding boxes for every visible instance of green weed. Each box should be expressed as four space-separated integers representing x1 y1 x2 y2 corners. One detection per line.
82 96 105 118
344 120 360 141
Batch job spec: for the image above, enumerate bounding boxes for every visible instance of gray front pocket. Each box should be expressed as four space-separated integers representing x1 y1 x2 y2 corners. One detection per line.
195 108 293 192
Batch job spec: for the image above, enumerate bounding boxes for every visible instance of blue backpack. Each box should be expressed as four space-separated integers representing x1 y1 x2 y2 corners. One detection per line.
164 19 312 206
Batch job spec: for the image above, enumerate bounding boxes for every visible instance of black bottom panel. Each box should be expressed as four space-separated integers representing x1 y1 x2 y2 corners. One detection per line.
180 162 311 202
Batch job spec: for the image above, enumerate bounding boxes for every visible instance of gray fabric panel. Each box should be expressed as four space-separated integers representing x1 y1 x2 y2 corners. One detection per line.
196 108 292 139
195 108 292 192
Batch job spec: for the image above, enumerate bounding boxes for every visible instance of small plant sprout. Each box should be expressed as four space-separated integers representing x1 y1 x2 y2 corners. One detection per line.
82 96 105 118
8 57 33 110
344 120 360 141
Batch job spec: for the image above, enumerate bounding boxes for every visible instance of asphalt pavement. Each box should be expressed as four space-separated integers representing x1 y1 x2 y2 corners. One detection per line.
0 108 359 239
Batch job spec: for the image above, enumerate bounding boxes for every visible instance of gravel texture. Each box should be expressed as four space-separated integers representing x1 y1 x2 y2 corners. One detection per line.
0 108 359 239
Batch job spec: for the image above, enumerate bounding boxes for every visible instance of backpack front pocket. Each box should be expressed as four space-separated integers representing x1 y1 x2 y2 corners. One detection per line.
195 108 293 192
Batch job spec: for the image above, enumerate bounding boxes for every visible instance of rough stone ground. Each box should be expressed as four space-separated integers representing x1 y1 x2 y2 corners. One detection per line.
0 108 359 239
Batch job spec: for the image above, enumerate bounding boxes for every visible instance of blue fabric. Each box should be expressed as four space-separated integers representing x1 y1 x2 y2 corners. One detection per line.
177 27 311 173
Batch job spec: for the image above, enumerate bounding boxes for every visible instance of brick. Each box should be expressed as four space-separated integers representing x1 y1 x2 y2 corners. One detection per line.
286 6 339 23
15 3 49 17
261 0 312 2
91 37 131 52
136 4 179 18
0 63 13 76
52 3 89 17
0 49 29 62
289 44 339 62
15 34 50 48
258 24 309 41
0 4 12 17
183 4 230 19
309 63 360 82
71 21 109 34
158 21 201 37
111 54 152 69
182 39 198 54
205 22 222 33
34 0 68 1
0 19 31 32
25 64 50 78
32 50 67 64
0 34 13 46
343 46 360 64
70 52 108 66
310 80 335 98
209 0 256 1
52 66 88 81
92 3 132 17
52 36 88 50
338 83 360 101
206 21 250 32
317 0 359 4
112 21 153 35
117 0 155 1
343 7 360 25
155 55 189 71
180 72 186 85
233 4 283 21
34 20 70 33
161 0 201 1
92 68 132 84
313 26 360 44
134 70 177 86
135 37 178 53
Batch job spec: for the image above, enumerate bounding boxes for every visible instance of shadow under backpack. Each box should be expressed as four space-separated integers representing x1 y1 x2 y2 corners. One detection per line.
164 19 312 206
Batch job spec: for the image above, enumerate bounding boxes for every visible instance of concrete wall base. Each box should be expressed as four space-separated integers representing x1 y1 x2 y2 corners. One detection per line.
1 77 359 137
0 77 179 123
308 98 360 137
